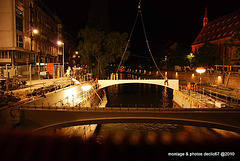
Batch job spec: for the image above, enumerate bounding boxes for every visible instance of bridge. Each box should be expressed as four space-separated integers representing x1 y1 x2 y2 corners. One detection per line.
20 107 240 133
98 79 179 90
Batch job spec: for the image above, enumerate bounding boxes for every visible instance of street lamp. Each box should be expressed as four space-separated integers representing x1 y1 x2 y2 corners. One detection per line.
33 29 38 34
196 67 206 74
30 28 38 51
30 29 40 79
196 67 206 100
57 40 64 77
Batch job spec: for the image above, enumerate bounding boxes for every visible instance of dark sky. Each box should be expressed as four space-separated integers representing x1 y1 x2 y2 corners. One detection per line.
42 0 239 47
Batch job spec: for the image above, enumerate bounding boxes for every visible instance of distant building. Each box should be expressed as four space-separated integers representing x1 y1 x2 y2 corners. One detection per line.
192 9 240 64
0 0 74 66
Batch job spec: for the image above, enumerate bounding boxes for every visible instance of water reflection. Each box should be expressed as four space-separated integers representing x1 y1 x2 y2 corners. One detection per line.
162 86 169 107
98 123 184 137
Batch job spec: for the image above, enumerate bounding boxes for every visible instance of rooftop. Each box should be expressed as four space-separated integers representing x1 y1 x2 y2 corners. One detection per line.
192 9 240 45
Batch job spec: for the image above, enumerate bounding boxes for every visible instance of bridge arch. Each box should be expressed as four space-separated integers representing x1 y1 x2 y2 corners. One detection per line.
98 79 179 90
32 116 240 134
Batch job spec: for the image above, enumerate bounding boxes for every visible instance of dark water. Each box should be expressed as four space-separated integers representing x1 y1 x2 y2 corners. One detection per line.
96 73 183 137
98 81 186 137
105 83 173 108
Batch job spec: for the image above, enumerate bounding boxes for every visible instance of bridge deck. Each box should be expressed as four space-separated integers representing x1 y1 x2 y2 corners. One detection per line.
98 79 179 90
20 107 240 133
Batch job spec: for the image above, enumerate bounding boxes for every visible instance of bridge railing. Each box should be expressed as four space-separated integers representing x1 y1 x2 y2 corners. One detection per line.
20 105 240 112
179 85 240 108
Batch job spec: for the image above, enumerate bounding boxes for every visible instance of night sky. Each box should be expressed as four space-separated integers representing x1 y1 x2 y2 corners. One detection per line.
42 0 239 48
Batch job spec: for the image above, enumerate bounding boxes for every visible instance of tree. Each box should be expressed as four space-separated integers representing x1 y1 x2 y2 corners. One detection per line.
186 53 194 68
194 42 218 67
78 28 129 78
224 29 240 59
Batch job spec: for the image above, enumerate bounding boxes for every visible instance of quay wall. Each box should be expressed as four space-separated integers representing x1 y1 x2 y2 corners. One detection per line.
173 90 208 108
126 69 240 89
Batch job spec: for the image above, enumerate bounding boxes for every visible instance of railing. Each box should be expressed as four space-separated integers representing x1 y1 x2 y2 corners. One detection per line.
20 105 240 112
179 85 240 108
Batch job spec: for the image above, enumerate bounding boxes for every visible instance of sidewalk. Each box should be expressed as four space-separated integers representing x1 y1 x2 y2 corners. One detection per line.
179 81 240 100
0 78 72 110
180 89 217 108
12 77 72 99
180 82 240 105
202 85 240 99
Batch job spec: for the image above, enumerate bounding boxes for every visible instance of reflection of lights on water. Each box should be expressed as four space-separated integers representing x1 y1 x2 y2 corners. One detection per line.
162 86 169 108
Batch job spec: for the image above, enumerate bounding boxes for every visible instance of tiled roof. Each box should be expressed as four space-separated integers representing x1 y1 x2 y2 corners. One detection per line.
192 9 240 45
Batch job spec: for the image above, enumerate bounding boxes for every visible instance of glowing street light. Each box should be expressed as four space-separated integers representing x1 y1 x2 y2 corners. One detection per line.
33 29 38 34
196 67 206 74
57 40 65 77
196 67 206 100
57 40 63 45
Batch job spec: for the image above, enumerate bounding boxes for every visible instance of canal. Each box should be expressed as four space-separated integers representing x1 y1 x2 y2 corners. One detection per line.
58 73 239 140
105 83 172 108
95 73 240 140
105 73 173 108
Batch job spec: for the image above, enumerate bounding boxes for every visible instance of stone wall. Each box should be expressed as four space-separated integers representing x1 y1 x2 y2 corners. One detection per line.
127 69 240 89
173 90 207 108
165 71 239 89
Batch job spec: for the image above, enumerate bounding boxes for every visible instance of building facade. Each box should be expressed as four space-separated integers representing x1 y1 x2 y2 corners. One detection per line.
192 9 240 64
0 0 73 66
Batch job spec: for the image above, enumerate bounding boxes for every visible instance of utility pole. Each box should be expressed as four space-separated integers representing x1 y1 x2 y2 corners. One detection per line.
222 50 225 84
